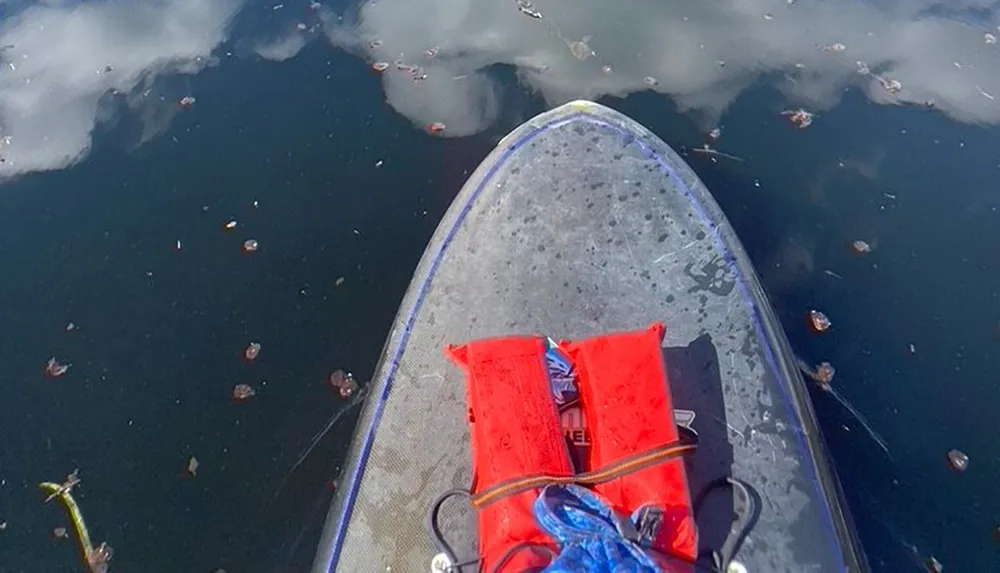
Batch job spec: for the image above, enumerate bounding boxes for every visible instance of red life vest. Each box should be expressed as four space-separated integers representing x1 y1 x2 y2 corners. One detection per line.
444 323 698 571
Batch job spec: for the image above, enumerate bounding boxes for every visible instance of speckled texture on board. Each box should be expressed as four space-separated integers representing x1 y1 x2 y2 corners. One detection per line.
316 101 866 573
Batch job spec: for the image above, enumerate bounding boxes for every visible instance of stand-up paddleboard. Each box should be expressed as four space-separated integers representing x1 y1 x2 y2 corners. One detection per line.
312 100 869 572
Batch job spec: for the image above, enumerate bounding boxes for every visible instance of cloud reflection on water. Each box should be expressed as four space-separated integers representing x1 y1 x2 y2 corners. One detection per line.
1 0 999 176
322 0 1000 136
255 32 310 62
0 0 242 177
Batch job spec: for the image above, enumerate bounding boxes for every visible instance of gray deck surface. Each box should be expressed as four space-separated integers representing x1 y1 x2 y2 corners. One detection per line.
313 100 867 573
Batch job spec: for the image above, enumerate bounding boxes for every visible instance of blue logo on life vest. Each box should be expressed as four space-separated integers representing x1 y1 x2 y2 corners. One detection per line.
543 337 589 455
545 337 578 406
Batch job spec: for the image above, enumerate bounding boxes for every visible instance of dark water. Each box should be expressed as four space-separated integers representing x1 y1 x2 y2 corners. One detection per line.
0 0 998 571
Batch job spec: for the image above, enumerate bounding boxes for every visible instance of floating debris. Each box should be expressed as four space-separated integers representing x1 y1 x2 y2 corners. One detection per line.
44 469 80 503
426 122 446 135
224 220 237 231
244 342 261 361
566 36 595 60
807 310 831 332
334 276 345 287
643 76 658 87
796 356 890 454
187 456 199 476
856 61 870 75
601 64 612 74
233 383 256 401
946 448 969 472
763 13 774 20
515 0 542 19
371 61 389 72
708 127 722 141
851 240 872 254
813 362 836 387
243 239 259 253
822 43 846 53
925 556 943 573
691 144 744 163
65 322 76 332
976 85 994 101
44 358 70 378
53 526 68 539
797 358 836 391
179 95 196 108
87 542 113 573
781 108 814 129
986 33 997 45
329 369 358 399
39 478 112 573
877 76 902 94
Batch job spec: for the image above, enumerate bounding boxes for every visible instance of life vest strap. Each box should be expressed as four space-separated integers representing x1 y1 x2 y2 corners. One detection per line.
472 438 698 509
